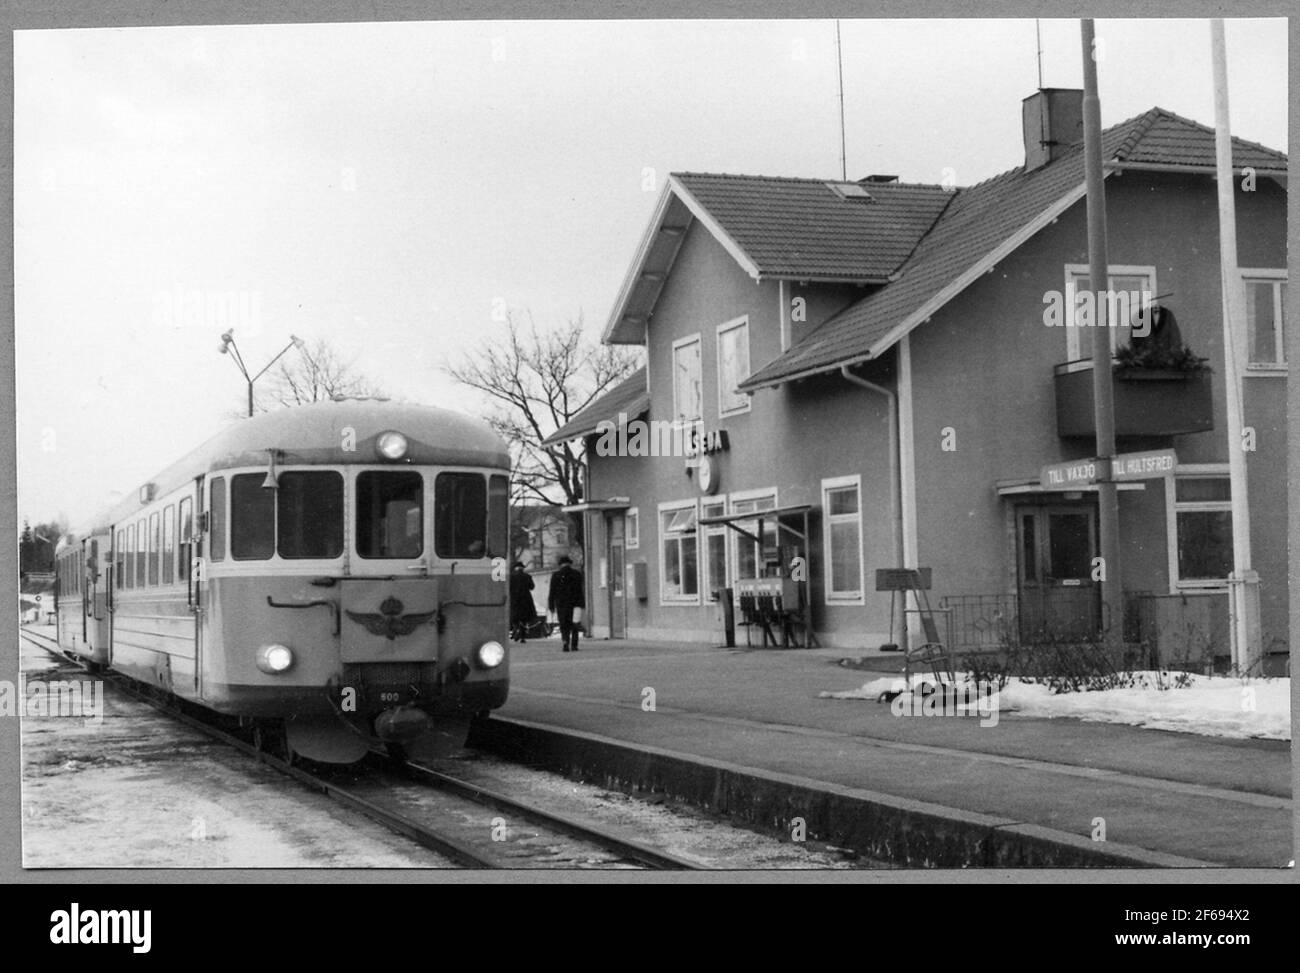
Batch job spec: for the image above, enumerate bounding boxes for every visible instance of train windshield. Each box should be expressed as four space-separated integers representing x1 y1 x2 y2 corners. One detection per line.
357 471 423 559
434 472 508 559
231 471 344 560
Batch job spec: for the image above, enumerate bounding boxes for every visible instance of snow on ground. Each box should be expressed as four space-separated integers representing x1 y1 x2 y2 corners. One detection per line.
820 671 1290 741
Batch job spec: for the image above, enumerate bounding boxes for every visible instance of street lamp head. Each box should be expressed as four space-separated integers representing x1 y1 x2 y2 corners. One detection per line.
290 334 305 349
219 330 234 354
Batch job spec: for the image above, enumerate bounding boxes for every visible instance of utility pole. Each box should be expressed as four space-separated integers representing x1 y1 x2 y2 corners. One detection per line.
1210 19 1262 673
1080 20 1123 654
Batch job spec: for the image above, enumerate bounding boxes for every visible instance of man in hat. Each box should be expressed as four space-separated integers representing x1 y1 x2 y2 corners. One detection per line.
509 560 537 642
547 555 586 652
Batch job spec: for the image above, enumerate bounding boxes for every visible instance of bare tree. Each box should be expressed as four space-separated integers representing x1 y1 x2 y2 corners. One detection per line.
260 337 384 410
446 311 640 512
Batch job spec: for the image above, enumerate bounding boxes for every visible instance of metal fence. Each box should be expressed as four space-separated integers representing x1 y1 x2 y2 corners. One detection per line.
939 590 1221 657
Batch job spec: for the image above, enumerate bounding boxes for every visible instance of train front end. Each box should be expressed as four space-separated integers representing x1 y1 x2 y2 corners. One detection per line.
199 403 511 762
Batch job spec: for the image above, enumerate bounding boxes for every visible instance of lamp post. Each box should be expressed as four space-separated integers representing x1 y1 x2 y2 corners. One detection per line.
218 331 306 417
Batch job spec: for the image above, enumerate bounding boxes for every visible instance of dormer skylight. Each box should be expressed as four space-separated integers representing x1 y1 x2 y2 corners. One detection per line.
826 181 874 201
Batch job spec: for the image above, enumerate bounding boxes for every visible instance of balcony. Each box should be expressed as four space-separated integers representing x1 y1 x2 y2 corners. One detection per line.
1054 361 1214 439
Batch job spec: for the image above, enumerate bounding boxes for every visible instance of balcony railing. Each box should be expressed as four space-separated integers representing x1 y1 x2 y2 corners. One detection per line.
1054 360 1214 438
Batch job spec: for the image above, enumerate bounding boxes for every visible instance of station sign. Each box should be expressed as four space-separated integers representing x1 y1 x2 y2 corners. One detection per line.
875 567 932 591
1040 448 1177 489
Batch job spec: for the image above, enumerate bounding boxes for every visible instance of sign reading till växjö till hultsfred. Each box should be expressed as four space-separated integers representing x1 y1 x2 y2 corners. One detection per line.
1040 448 1177 489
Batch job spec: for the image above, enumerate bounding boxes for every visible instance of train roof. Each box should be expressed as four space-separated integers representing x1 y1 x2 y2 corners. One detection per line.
98 400 510 531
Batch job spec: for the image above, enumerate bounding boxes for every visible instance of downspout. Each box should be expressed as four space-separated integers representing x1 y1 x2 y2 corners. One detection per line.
839 365 906 652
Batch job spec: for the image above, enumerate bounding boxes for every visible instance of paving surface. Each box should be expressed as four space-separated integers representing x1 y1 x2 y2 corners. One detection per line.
498 638 1292 867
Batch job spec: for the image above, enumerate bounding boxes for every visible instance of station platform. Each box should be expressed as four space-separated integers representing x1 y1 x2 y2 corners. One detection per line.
486 637 1292 868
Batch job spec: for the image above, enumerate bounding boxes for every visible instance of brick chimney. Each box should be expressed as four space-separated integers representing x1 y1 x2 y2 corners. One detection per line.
1022 88 1084 170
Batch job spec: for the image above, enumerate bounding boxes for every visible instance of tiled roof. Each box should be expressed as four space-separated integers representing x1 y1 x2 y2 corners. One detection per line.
740 108 1287 389
674 173 954 281
542 368 649 446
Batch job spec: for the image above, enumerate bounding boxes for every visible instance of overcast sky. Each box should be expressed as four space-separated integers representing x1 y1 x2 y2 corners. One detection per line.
14 17 1287 528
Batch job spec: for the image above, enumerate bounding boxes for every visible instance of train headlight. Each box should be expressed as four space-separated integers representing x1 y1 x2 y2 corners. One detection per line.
256 643 294 674
376 431 408 460
475 640 506 669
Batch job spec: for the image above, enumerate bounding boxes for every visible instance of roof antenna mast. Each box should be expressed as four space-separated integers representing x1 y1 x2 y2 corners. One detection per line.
836 20 847 181
1035 18 1044 89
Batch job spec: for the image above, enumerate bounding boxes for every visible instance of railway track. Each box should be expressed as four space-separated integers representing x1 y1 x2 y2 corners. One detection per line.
18 628 703 870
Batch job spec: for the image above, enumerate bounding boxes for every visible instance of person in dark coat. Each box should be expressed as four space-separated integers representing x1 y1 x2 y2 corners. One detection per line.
547 555 586 652
509 561 537 642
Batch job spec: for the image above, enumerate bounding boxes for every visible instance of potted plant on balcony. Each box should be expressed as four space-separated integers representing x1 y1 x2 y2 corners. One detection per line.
1112 305 1209 380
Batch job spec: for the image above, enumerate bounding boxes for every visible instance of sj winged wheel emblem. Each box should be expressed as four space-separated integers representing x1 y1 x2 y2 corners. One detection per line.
345 596 438 641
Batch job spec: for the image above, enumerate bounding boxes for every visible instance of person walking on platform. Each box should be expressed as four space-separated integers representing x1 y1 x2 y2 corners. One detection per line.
509 561 537 642
548 555 586 652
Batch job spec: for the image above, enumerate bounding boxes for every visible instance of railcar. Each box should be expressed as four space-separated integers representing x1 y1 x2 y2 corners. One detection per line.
53 399 511 762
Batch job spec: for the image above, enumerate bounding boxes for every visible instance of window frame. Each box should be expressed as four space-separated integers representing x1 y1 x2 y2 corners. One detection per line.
728 487 779 584
715 316 752 417
275 469 346 561
1165 464 1233 592
1240 268 1287 373
822 474 866 605
701 496 728 602
1063 264 1158 362
671 333 704 423
657 498 701 606
625 507 639 550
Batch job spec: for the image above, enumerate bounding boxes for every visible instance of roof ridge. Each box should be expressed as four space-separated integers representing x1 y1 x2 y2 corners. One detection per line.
1110 107 1164 161
673 170 948 191
1140 105 1287 163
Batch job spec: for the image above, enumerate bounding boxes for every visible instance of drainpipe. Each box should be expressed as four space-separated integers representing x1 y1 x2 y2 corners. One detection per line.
839 365 906 653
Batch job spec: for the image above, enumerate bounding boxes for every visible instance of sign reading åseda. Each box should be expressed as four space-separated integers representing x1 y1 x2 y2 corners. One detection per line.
1040 448 1177 489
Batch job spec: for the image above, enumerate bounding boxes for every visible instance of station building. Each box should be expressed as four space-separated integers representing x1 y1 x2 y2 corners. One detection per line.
546 90 1289 673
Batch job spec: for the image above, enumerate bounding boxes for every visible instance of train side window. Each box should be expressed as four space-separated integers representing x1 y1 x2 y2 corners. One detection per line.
148 513 160 585
136 519 148 587
162 504 175 582
357 471 423 559
231 474 275 560
488 474 509 559
116 530 125 589
278 471 344 559
435 472 487 559
125 525 135 589
178 497 193 582
210 477 226 562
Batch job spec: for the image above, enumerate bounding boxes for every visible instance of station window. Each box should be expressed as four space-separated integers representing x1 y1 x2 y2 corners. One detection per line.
822 476 864 603
178 497 193 582
659 501 699 603
115 530 125 590
162 505 175 583
487 474 509 559
702 499 727 601
231 474 275 560
358 470 424 559
209 478 226 562
277 471 344 559
730 492 777 581
626 508 639 550
434 472 487 559
1169 472 1233 588
672 335 703 422
148 512 161 585
1242 271 1287 368
1063 265 1156 361
716 317 751 417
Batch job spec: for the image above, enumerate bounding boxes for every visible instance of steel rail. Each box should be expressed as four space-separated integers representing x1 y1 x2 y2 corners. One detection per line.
19 630 498 868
